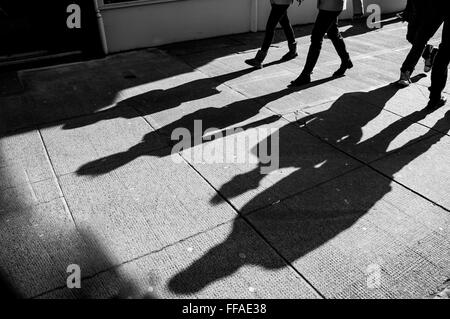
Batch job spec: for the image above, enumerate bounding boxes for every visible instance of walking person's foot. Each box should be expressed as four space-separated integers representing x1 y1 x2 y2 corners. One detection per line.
396 71 412 87
289 73 311 87
333 59 354 77
281 42 298 61
245 50 268 69
427 96 447 110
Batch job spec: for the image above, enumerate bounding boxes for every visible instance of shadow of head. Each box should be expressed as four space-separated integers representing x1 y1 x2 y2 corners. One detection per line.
168 220 286 295
169 98 450 296
211 83 403 205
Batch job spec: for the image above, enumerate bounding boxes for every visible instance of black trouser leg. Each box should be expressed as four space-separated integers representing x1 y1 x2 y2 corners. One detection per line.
406 19 420 44
279 10 296 45
430 17 450 100
401 13 443 73
327 18 350 63
405 0 418 43
352 0 364 16
302 10 343 75
261 4 290 52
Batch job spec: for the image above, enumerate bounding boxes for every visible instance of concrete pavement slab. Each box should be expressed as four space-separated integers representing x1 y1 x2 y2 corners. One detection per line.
227 70 348 114
0 198 110 298
283 90 438 164
363 84 450 137
0 130 55 186
246 167 449 298
371 129 450 211
0 93 38 135
3 50 194 133
0 129 61 216
39 219 320 299
58 150 238 264
138 77 276 136
182 117 360 214
41 106 167 176
0 130 112 298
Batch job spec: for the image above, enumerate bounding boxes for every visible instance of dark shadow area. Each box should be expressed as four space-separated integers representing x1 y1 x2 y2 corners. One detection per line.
63 63 284 130
0 270 20 299
0 71 24 96
62 231 158 299
75 76 337 176
0 150 23 299
0 148 156 298
167 83 450 294
3 9 441 298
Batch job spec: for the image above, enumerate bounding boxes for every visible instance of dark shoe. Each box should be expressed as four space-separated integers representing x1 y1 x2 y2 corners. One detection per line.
290 73 311 87
333 60 353 77
396 70 412 87
427 96 447 110
281 42 298 61
245 50 267 68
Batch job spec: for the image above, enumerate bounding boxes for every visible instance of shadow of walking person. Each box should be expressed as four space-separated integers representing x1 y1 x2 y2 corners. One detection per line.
63 63 286 130
76 77 337 177
167 83 450 295
211 83 401 205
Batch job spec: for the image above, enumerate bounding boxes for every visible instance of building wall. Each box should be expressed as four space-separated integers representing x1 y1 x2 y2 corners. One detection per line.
100 0 407 53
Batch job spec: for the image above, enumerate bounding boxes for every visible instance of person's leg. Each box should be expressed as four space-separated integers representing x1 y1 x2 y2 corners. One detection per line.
246 4 287 68
261 4 288 51
397 13 443 87
302 10 336 74
279 10 295 44
279 9 298 60
401 16 443 74
326 13 353 76
291 10 339 85
352 0 364 18
429 16 449 107
406 9 419 45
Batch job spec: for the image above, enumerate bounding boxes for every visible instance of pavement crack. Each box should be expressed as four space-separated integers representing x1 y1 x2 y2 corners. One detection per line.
36 129 82 231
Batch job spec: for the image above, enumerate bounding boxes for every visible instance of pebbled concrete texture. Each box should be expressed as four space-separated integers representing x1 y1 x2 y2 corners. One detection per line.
39 219 321 299
0 19 449 299
57 151 239 264
183 116 360 214
372 133 450 211
246 167 449 298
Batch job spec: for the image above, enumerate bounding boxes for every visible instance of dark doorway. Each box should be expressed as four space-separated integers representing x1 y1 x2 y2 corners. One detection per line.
0 0 101 66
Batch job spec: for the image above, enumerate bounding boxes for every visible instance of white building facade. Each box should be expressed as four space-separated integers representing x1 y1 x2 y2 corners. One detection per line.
96 0 407 53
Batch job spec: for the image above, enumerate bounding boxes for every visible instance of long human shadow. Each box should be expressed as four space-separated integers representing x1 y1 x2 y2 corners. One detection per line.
63 61 288 130
167 84 450 294
76 77 336 176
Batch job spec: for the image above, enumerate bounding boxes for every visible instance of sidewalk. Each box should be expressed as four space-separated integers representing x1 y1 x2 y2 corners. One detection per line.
0 19 449 299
